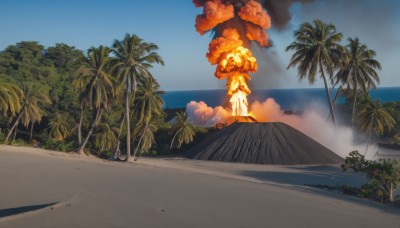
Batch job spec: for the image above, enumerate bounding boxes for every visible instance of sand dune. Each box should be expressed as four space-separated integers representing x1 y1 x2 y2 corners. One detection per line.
0 145 399 228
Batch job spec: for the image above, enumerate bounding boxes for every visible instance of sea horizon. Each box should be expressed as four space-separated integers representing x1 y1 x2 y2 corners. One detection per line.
162 86 400 110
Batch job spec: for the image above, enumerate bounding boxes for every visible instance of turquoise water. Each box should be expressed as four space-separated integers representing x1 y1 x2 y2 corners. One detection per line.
162 87 400 110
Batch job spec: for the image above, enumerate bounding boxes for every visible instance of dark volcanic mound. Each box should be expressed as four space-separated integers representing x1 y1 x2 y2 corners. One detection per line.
186 122 343 165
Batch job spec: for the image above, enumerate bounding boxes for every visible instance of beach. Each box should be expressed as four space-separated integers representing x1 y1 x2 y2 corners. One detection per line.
0 145 399 228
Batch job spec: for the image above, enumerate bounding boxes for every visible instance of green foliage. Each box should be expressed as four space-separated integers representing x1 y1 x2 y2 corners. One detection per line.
73 46 115 111
0 41 84 145
335 37 381 93
19 84 52 127
0 38 168 157
48 113 69 141
383 101 400 141
93 122 118 153
286 19 343 123
341 184 360 196
341 151 371 172
170 111 195 149
334 37 382 122
133 121 158 155
342 152 400 202
0 82 22 117
42 138 77 152
112 33 165 160
357 99 396 143
133 76 165 123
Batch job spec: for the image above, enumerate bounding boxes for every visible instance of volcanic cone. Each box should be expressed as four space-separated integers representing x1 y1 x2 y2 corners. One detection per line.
186 122 344 165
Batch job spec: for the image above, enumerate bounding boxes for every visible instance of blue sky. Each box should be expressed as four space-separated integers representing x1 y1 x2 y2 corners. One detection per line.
1 0 399 91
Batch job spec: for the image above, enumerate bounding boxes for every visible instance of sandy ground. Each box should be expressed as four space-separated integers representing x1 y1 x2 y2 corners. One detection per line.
0 145 399 228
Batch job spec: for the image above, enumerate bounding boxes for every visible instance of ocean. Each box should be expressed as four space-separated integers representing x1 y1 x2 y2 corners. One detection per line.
162 87 400 110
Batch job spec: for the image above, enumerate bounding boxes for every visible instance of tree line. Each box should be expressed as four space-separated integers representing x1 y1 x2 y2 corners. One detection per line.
286 19 399 145
0 34 197 160
1 20 399 160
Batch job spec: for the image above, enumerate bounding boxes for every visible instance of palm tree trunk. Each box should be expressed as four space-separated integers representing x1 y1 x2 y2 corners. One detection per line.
332 86 343 106
321 69 336 124
133 125 146 161
352 89 358 124
13 125 17 142
389 183 393 202
112 113 126 160
125 88 131 162
77 108 102 155
78 103 84 145
4 113 22 143
125 75 138 162
326 86 343 121
365 121 373 156
29 122 34 141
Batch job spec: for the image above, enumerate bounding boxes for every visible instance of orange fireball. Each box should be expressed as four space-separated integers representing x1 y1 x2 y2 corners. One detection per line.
194 0 271 117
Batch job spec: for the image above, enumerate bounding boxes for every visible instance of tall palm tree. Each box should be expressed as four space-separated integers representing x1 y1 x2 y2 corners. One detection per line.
358 99 395 147
48 113 69 141
4 85 51 143
112 33 164 161
73 46 115 154
335 37 381 123
131 77 165 160
286 19 343 124
0 82 22 117
170 111 195 149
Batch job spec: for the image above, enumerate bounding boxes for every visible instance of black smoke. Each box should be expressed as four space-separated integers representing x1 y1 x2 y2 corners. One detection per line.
263 0 314 30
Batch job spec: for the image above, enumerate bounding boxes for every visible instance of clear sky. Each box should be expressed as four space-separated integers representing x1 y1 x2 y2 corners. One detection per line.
1 0 399 91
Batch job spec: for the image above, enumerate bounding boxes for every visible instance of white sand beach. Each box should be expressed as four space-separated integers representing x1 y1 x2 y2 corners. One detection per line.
0 145 399 228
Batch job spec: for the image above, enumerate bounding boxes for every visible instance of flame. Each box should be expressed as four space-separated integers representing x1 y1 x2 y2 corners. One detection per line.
194 0 271 117
216 46 257 116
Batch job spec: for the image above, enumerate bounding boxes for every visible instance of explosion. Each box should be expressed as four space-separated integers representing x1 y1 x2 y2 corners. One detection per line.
194 0 271 116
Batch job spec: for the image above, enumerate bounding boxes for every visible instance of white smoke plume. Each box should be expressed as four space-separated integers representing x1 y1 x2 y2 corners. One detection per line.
186 101 230 126
250 98 376 158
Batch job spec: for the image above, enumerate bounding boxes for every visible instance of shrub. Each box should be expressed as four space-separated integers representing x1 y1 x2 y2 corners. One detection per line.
42 139 77 152
342 151 400 202
341 150 371 172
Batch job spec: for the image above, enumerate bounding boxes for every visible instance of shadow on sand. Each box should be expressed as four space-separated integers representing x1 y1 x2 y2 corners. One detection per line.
241 166 400 215
0 203 57 218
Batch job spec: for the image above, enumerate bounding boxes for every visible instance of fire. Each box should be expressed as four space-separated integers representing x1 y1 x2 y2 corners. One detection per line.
217 46 256 115
194 0 271 116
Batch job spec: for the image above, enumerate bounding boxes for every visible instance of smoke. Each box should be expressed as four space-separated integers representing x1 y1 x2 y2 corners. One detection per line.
186 101 230 126
250 98 375 159
250 45 289 89
195 0 235 35
194 0 272 48
187 99 375 159
263 0 315 30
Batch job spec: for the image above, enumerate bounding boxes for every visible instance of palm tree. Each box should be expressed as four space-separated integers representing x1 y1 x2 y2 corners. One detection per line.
132 120 157 160
73 46 115 154
4 85 51 143
0 82 22 117
133 76 165 124
94 122 118 153
170 111 195 149
286 19 343 124
334 37 381 123
131 77 165 160
112 33 164 161
48 113 69 141
358 99 395 147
